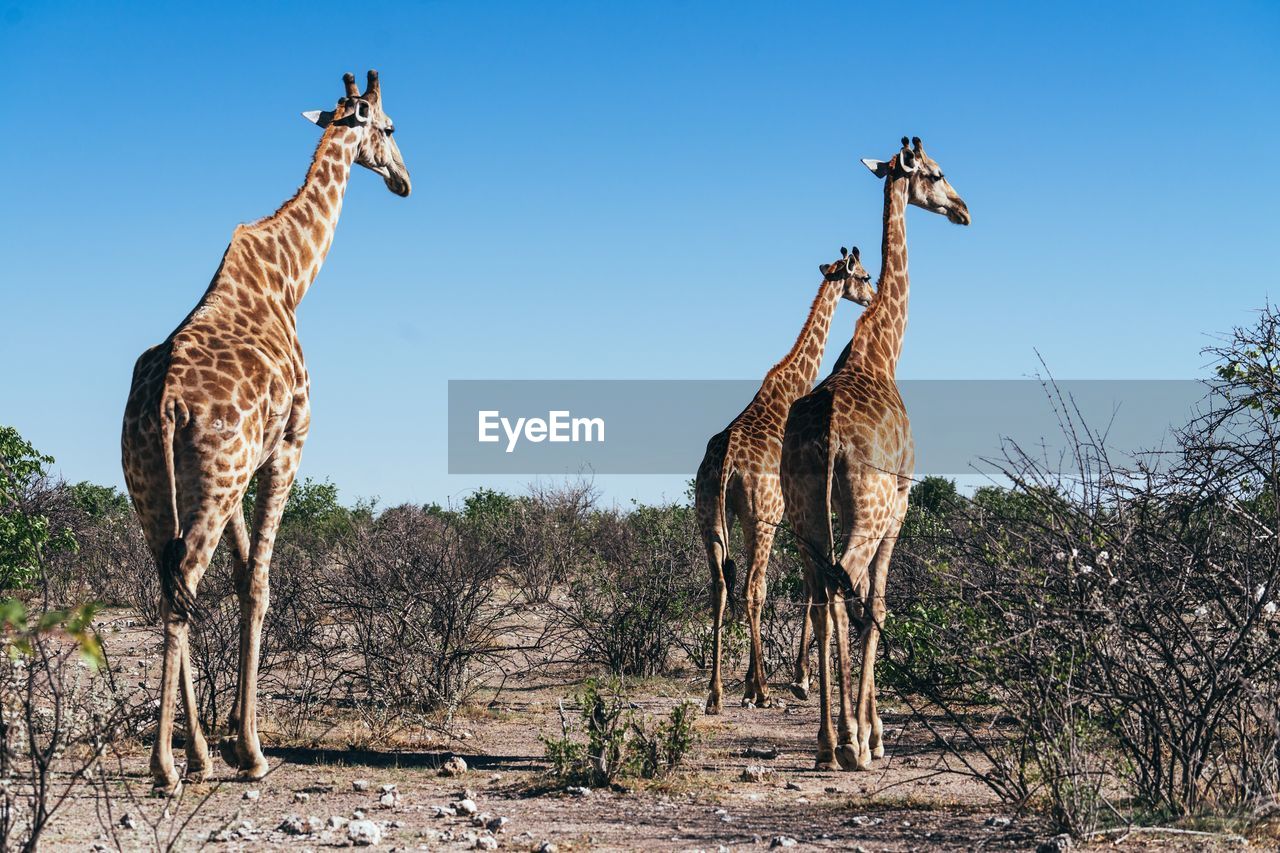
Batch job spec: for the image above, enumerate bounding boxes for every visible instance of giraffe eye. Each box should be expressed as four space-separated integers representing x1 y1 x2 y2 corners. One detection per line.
385 126 395 135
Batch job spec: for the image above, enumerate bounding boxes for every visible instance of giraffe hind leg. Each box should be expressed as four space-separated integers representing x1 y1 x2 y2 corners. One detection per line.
233 440 304 780
220 506 252 769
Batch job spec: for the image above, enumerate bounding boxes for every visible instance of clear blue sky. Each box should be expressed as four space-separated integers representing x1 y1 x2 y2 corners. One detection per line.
1 1 1277 508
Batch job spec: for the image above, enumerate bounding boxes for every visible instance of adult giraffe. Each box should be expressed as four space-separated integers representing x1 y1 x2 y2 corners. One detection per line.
122 71 410 792
695 247 873 713
780 137 969 771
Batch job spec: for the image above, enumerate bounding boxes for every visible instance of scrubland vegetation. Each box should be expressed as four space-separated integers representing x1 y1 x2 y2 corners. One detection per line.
4 307 1280 848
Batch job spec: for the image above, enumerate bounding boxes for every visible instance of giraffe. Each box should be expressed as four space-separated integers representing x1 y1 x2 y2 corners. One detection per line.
780 137 969 770
695 247 874 714
121 71 410 792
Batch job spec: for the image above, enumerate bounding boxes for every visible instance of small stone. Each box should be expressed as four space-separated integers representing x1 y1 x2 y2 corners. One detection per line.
293 792 310 804
434 805 458 818
119 813 137 830
743 745 779 760
353 810 365 820
565 786 590 798
379 783 397 794
278 815 312 836
537 843 557 853
242 789 260 801
352 779 370 792
457 798 479 816
440 756 469 777
740 764 773 783
347 819 382 846
379 791 399 808
474 835 498 850
486 815 509 833
473 812 493 827
985 816 1012 828
770 837 798 849
327 815 349 830
1037 834 1073 853
784 781 801 791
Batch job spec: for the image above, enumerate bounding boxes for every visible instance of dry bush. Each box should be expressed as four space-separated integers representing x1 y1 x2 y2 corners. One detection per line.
553 504 703 678
321 504 509 729
502 480 598 604
0 603 135 852
883 310 1280 835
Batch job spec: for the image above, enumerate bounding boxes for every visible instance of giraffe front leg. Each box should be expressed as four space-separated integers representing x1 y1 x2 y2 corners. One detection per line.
790 578 814 700
180 637 211 782
811 597 838 771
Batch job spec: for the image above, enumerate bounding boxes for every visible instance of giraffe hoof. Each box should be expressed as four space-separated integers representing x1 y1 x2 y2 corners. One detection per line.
150 777 182 798
872 744 885 759
814 757 840 772
218 737 240 769
837 744 873 771
237 758 270 781
184 761 212 784
835 744 861 770
705 701 722 716
740 697 756 709
788 682 809 701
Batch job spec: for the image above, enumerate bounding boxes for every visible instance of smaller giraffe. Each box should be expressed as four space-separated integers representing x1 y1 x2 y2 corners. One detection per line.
695 247 873 714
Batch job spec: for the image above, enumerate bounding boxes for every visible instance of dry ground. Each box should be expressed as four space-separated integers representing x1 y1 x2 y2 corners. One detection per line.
32 615 1257 851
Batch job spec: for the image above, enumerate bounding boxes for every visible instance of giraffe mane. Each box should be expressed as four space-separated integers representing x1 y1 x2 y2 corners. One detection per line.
242 118 349 231
761 278 834 382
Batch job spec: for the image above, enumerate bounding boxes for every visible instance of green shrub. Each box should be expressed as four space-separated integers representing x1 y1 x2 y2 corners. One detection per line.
542 679 699 787
0 426 77 590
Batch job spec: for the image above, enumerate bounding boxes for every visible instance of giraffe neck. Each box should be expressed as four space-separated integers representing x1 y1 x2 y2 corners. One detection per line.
846 172 909 378
236 124 361 311
759 278 844 405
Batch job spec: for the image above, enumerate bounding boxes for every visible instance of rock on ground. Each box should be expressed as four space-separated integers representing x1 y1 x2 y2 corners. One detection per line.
347 819 382 846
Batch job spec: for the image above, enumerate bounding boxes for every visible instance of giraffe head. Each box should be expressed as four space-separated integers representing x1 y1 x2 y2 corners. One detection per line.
303 71 411 197
818 246 874 306
861 137 968 225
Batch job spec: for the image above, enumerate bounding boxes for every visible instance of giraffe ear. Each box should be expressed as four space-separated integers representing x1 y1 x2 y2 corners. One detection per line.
818 264 832 276
861 158 891 178
302 109 335 128
850 247 860 262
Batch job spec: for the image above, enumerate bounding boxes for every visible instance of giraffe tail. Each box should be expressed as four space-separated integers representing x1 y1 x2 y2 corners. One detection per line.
718 433 740 619
723 557 738 619
157 392 197 621
821 421 854 600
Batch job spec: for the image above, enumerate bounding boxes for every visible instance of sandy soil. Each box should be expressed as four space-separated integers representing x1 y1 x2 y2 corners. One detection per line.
31 615 1255 851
